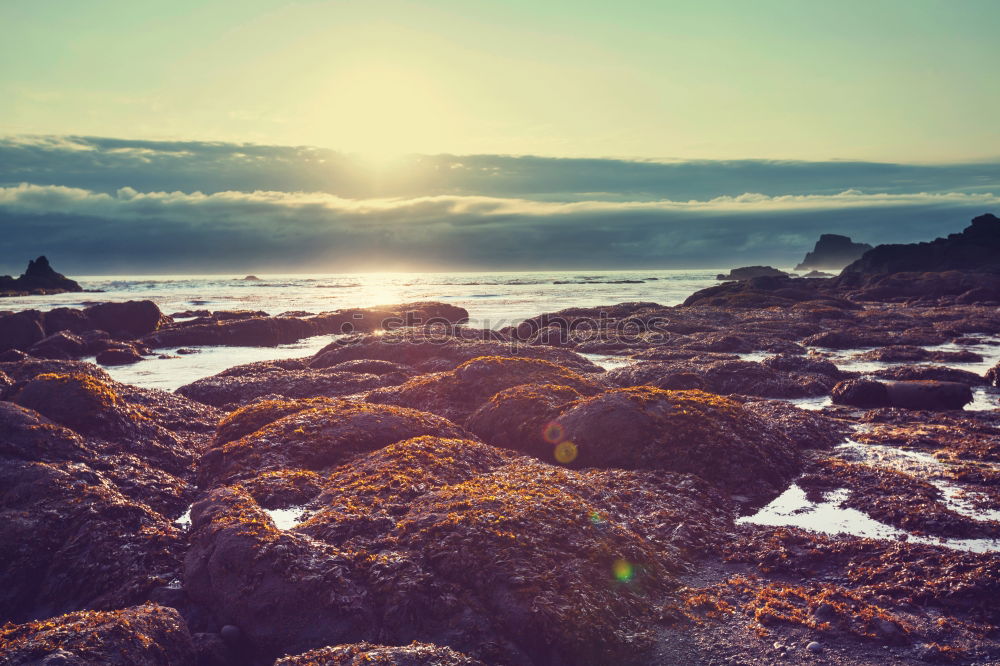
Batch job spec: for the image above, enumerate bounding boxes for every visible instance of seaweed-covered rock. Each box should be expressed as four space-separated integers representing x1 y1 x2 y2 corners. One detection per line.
0 457 183 622
176 359 410 409
715 266 788 281
186 437 732 664
274 641 487 665
989 361 1000 387
198 401 473 488
366 356 601 424
855 345 983 364
871 364 987 386
0 604 195 665
213 397 343 446
474 386 803 500
605 357 837 399
309 329 603 375
13 372 158 441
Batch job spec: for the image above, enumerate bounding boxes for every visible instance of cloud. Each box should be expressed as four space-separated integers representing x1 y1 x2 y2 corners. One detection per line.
3 135 1000 203
0 181 996 274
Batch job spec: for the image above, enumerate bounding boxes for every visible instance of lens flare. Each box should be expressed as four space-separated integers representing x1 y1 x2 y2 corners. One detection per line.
554 441 578 464
612 558 634 583
543 421 565 444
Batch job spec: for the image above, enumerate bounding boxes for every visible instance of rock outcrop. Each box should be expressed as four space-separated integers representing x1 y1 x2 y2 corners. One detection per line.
831 378 974 410
715 266 788 281
840 213 1000 276
0 256 82 297
0 604 196 665
794 234 872 272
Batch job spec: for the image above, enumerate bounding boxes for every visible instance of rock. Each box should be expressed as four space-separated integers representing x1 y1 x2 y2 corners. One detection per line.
83 300 168 337
27 331 86 360
0 604 195 665
95 344 145 366
42 307 92 334
219 624 243 648
473 386 803 501
715 266 788 281
831 378 892 408
856 345 983 364
832 378 973 410
0 456 184 621
176 359 410 409
0 256 82 297
840 213 1000 276
13 372 152 441
197 400 473 488
605 357 838 399
191 632 232 666
144 302 469 349
366 355 601 424
275 642 487 665
310 327 603 375
806 641 822 654
242 275 261 281
0 311 45 352
185 436 731 663
884 380 974 410
871 364 986 386
794 234 872 272
988 361 999 387
800 270 835 278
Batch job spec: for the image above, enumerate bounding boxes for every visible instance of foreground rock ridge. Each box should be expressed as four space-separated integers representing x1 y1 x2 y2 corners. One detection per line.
1 214 1000 665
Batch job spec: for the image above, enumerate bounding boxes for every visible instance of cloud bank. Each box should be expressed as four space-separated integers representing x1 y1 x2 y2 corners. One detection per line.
1 136 998 274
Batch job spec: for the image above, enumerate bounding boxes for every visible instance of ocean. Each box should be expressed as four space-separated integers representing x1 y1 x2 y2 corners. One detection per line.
2 269 723 390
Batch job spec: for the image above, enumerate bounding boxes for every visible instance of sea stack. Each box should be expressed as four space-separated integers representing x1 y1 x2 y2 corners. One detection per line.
794 234 872 272
0 256 82 296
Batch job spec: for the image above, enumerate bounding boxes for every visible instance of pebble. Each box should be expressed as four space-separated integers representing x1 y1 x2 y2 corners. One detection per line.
807 641 823 654
220 624 243 647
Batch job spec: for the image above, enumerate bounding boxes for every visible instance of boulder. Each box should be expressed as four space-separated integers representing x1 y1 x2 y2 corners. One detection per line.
0 311 45 353
366 355 601 424
27 331 86 360
794 234 872 272
83 300 167 337
96 344 145 365
832 378 973 410
0 604 195 665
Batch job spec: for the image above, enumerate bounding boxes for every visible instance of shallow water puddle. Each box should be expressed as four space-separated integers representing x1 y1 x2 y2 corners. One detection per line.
264 506 308 530
739 484 1000 553
174 505 193 530
836 441 1000 523
580 353 634 371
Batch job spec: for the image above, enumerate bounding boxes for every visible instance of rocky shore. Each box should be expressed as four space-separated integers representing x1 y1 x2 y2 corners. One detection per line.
2 215 1000 665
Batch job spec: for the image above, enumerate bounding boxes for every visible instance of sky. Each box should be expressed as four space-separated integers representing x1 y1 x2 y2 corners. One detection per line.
1 1 998 273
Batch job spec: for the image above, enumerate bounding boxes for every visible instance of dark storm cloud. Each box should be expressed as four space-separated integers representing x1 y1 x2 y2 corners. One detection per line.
0 180 996 274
